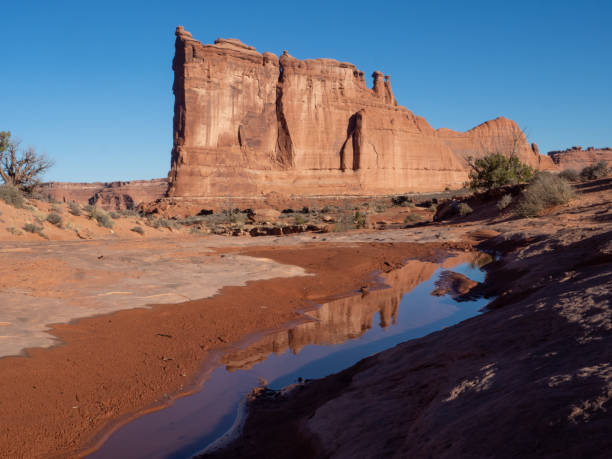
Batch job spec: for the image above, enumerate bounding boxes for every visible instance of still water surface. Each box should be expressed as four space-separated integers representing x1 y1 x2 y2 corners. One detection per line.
88 254 489 459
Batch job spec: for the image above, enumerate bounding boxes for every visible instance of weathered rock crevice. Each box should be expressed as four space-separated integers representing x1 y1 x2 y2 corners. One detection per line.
274 62 294 168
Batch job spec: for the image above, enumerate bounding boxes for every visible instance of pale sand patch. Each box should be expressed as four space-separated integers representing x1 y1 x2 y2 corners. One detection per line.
0 242 307 358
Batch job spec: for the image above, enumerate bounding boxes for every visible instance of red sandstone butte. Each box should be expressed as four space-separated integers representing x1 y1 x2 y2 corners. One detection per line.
167 26 550 198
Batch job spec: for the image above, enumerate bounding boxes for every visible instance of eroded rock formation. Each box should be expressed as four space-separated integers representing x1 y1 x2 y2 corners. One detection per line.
38 179 167 210
548 146 612 170
167 27 548 198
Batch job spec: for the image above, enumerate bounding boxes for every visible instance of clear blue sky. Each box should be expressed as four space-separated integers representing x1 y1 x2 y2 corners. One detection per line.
2 0 611 182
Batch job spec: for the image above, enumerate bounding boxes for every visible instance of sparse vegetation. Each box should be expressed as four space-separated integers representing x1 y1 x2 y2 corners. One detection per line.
515 172 575 218
68 201 81 216
6 226 22 236
84 205 114 228
46 212 63 227
496 194 513 211
131 226 144 235
0 184 25 208
0 131 54 192
467 153 533 191
145 216 182 230
23 222 47 238
109 211 121 219
353 211 367 229
580 161 609 181
457 202 473 216
558 169 580 182
404 213 424 224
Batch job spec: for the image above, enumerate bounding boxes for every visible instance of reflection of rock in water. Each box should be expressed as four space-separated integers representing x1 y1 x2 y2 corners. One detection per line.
431 270 479 299
222 259 446 372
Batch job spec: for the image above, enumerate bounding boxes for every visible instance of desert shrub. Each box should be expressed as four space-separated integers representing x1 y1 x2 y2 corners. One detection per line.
96 212 114 228
580 161 609 181
515 173 575 218
109 211 121 219
23 222 47 238
558 169 580 182
353 211 367 229
145 216 161 228
189 226 205 235
68 201 81 216
50 205 62 214
294 214 306 225
457 203 473 216
119 209 140 217
391 195 414 206
374 204 387 214
467 153 533 190
85 205 114 228
178 215 207 226
46 212 63 227
145 217 181 230
0 184 25 208
404 213 424 224
496 194 513 211
6 226 22 235
130 226 144 235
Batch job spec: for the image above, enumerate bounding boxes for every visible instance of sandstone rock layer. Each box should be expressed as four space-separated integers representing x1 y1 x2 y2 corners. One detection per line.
548 146 612 171
168 27 547 198
39 179 167 210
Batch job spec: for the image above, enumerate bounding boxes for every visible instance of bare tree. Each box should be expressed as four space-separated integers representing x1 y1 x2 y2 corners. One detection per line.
0 131 54 192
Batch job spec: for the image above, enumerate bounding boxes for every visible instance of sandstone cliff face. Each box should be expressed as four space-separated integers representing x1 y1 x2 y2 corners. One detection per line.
39 179 167 210
168 27 545 197
548 146 612 170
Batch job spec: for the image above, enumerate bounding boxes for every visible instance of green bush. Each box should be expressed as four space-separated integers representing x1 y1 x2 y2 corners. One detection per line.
68 201 81 216
515 173 575 218
0 184 25 208
46 212 63 227
580 161 609 181
130 226 144 235
559 169 580 182
496 194 513 211
468 153 533 190
457 203 473 216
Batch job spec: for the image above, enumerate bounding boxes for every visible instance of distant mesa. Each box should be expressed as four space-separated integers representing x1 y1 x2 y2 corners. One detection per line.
547 146 612 170
38 179 167 211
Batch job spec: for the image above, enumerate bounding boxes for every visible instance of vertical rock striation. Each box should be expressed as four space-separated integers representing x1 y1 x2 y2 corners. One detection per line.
168 27 547 198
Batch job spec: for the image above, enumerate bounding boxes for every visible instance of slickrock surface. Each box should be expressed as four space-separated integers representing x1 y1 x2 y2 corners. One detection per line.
38 178 167 210
548 146 612 171
167 26 547 199
202 178 612 459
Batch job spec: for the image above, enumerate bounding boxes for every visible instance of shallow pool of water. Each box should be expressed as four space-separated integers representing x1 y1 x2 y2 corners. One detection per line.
88 254 489 459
